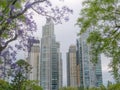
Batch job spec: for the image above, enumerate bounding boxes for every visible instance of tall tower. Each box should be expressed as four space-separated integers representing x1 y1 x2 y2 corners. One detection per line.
40 18 62 90
27 39 40 82
76 30 102 87
56 42 63 88
67 45 78 87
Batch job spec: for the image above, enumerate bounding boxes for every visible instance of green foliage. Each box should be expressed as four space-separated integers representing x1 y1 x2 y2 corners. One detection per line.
0 79 42 90
0 0 8 8
77 0 120 82
11 59 32 90
3 59 42 90
0 0 25 39
0 79 12 90
59 87 78 90
3 61 42 90
107 83 120 90
21 80 42 90
16 59 32 73
59 84 120 90
11 79 43 90
0 58 3 64
99 85 107 90
78 87 84 90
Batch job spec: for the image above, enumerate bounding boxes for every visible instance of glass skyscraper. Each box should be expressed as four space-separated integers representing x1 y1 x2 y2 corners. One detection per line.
40 18 62 90
76 30 102 87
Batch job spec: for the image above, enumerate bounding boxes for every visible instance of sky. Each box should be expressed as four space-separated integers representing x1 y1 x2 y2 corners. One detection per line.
18 0 114 86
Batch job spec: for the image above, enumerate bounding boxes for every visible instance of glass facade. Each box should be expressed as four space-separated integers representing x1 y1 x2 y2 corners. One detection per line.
40 18 62 90
76 30 102 88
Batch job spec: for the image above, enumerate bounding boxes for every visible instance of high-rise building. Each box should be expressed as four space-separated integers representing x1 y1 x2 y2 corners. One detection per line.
27 40 40 82
56 42 63 88
76 30 102 87
40 18 62 90
67 45 78 87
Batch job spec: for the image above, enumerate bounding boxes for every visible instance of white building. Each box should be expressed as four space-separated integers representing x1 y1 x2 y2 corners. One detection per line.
27 40 40 82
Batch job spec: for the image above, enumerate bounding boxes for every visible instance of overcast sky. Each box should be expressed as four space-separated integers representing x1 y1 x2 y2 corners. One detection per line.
18 0 114 86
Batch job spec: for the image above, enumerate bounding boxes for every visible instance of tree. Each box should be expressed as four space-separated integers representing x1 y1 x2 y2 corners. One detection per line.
59 87 78 90
0 0 72 55
10 59 32 90
21 80 43 90
107 83 120 90
99 85 107 90
0 59 42 90
77 0 120 82
0 79 12 90
0 0 72 77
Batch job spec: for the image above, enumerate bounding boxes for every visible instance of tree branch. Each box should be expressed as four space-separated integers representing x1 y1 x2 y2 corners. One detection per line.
10 0 18 16
10 0 46 19
12 0 18 5
0 34 18 52
115 25 120 28
31 7 55 20
0 0 46 37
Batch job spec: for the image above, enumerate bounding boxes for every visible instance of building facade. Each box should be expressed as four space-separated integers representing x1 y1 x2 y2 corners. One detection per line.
76 30 102 87
56 42 63 88
40 18 62 90
27 40 40 82
67 45 78 87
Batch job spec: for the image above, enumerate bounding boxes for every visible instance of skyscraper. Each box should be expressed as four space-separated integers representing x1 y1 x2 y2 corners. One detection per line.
67 45 78 87
40 18 62 90
76 30 102 87
56 42 63 88
27 39 40 82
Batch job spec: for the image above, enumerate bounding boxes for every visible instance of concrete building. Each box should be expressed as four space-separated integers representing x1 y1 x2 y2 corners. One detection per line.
40 18 62 90
76 30 102 87
27 40 40 82
67 45 78 87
